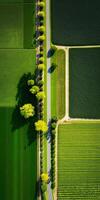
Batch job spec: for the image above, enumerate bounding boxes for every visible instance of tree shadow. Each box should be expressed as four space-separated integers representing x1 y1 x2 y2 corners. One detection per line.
26 116 37 147
48 64 57 74
11 72 38 146
47 48 55 58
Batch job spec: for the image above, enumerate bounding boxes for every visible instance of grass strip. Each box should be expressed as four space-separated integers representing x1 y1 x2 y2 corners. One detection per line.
51 49 65 119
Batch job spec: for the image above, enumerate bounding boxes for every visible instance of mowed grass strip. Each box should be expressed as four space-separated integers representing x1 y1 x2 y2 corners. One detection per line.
58 122 100 199
51 49 65 119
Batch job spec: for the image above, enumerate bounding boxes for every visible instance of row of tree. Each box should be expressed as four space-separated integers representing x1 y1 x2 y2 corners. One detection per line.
51 117 58 189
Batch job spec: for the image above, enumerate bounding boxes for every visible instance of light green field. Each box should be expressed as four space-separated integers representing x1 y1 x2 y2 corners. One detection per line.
58 122 100 199
51 49 65 119
0 49 37 200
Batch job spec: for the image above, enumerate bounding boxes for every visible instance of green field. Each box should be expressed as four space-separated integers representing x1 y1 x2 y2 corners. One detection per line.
51 0 100 45
0 3 35 49
58 122 100 199
51 49 65 119
69 48 100 119
0 49 37 200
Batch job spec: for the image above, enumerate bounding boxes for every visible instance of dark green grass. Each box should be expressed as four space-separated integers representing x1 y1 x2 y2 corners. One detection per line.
51 0 100 45
69 48 100 119
0 49 37 200
58 122 100 199
0 3 34 49
51 49 65 119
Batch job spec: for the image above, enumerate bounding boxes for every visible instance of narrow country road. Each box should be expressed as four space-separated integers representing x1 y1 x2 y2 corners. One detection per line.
46 0 52 199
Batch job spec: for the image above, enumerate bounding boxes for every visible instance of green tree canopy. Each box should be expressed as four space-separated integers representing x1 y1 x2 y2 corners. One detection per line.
36 91 45 100
38 63 45 70
27 79 34 86
38 35 45 42
20 104 35 119
29 85 39 94
35 120 48 132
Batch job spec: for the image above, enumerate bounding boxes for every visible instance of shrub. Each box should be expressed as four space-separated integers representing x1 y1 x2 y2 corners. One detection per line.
40 138 43 146
51 116 58 123
52 130 56 134
51 149 55 155
29 85 39 94
52 135 55 141
41 182 47 193
51 182 55 189
51 122 56 130
52 139 55 145
27 79 34 86
51 159 55 165
20 104 35 119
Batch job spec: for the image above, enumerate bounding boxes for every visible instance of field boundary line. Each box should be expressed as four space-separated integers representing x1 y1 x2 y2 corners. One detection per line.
56 45 100 49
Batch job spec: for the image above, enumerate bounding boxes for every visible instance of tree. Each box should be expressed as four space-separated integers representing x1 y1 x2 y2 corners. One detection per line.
38 64 45 70
37 11 45 18
51 122 56 130
39 57 44 63
35 120 48 132
36 91 45 100
20 104 35 119
37 2 45 9
29 85 39 94
41 173 49 182
38 35 45 42
38 26 45 34
27 79 34 86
